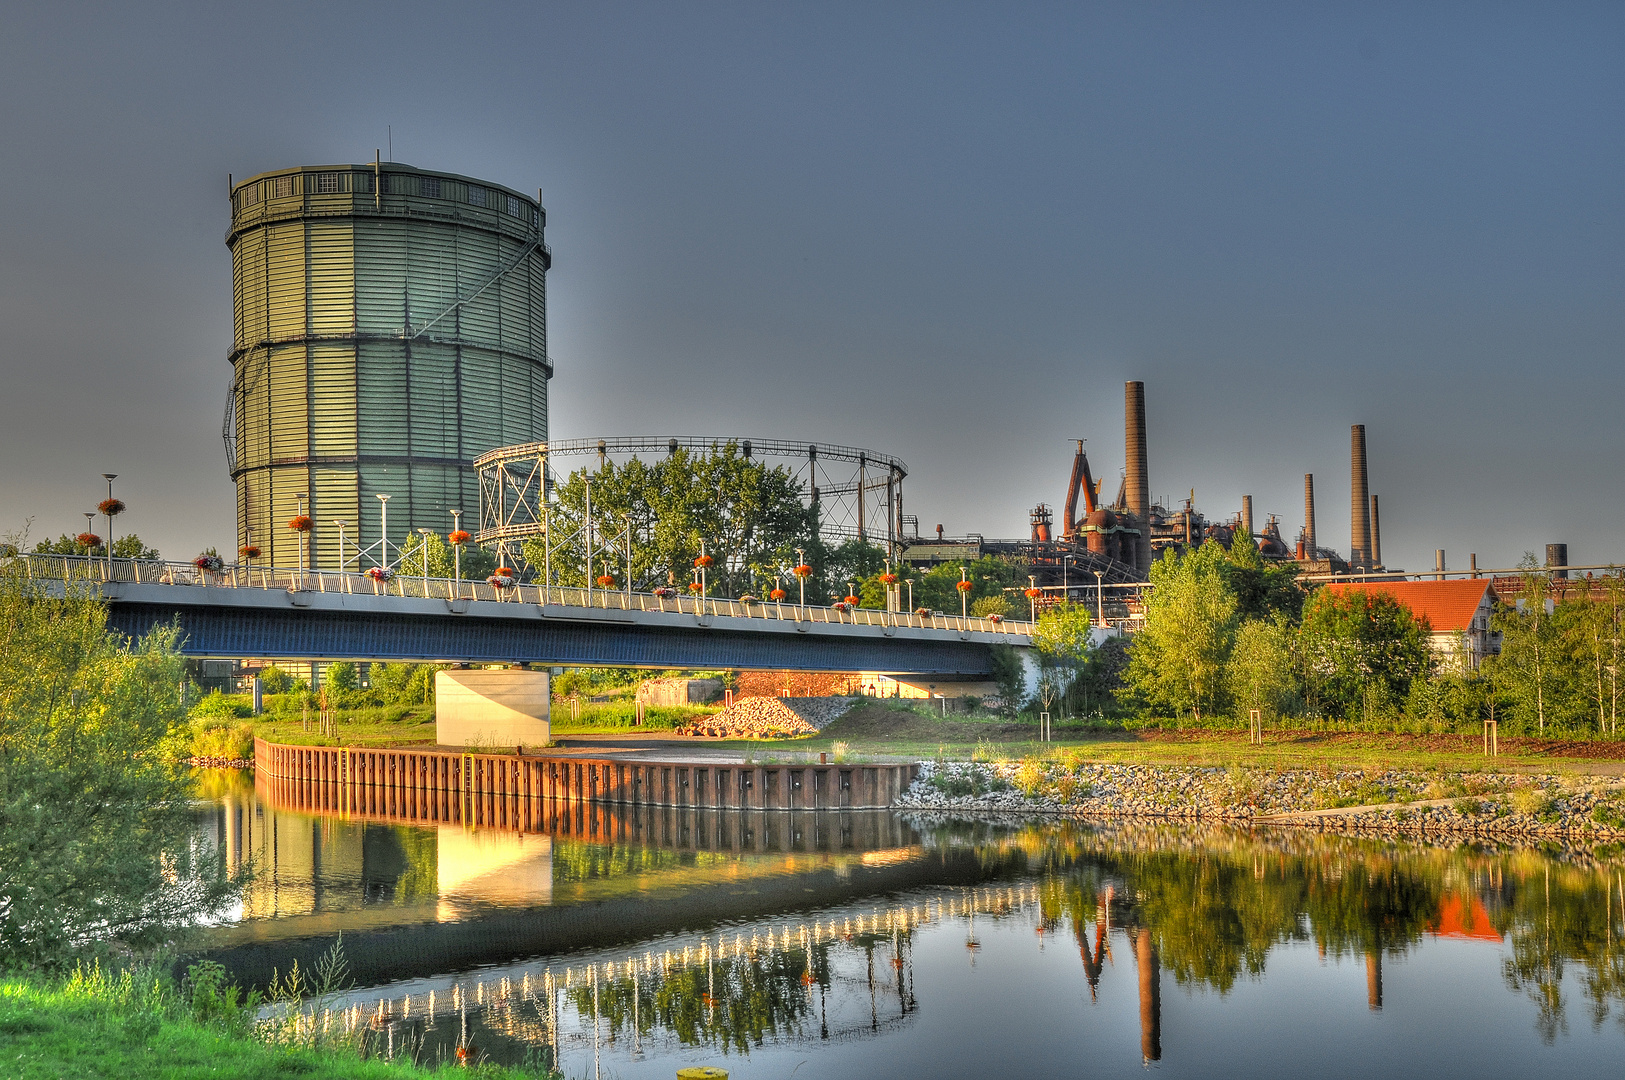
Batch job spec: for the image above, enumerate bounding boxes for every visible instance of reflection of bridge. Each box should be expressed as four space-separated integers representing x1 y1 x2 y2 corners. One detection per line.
28 555 1029 673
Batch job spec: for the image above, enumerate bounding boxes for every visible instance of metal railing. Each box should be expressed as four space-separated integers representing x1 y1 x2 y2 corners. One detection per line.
18 554 1033 639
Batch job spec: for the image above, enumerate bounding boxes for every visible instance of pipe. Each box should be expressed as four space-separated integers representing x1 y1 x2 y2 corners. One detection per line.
1350 425 1371 569
1370 493 1382 568
1240 495 1253 542
1125 382 1151 574
1303 474 1317 559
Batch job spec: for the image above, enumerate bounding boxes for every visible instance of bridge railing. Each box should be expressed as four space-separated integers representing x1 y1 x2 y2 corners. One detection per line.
17 554 1033 638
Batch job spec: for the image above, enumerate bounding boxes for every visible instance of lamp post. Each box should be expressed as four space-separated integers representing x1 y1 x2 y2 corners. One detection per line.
1028 575 1039 622
294 493 309 587
375 494 391 571
584 477 593 605
82 513 97 558
100 473 118 572
449 509 464 586
796 546 807 607
1093 570 1106 627
906 579 914 614
416 528 432 593
958 565 969 619
333 520 350 573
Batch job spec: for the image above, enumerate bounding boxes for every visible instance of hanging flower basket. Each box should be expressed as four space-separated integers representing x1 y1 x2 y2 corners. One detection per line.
793 564 813 578
366 566 395 583
596 574 616 588
738 594 758 604
915 607 932 616
986 613 1004 623
1024 587 1042 599
880 573 899 585
956 580 974 593
688 582 704 592
239 545 260 560
653 586 676 598
288 515 313 532
76 532 102 548
194 554 224 573
98 498 125 517
694 554 714 568
447 530 471 545
843 594 860 605
769 587 787 600
831 601 853 613
487 572 515 588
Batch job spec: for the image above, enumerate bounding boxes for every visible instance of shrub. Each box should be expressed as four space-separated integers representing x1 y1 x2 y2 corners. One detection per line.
1014 758 1046 797
257 665 291 694
190 720 254 761
189 691 247 720
1510 786 1553 817
324 662 358 692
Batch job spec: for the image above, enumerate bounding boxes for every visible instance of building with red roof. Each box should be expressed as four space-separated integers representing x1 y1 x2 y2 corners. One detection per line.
1322 578 1498 669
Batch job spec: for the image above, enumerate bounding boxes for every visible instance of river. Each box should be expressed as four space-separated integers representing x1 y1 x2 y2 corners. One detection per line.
192 770 1625 1078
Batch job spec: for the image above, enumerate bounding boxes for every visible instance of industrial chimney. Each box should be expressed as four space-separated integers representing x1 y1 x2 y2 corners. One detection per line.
1125 381 1151 574
1240 495 1254 542
1351 425 1372 570
1547 543 1569 579
1303 474 1317 559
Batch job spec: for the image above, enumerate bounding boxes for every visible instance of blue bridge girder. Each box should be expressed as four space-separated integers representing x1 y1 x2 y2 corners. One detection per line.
98 583 1025 676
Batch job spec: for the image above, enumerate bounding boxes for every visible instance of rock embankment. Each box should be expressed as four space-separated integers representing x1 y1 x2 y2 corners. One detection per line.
897 759 1625 839
187 755 252 769
677 696 856 738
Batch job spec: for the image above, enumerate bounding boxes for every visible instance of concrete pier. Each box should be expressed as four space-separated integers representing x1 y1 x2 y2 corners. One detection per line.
434 668 550 747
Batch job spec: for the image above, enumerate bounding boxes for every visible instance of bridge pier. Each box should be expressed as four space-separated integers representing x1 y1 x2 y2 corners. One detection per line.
435 668 550 748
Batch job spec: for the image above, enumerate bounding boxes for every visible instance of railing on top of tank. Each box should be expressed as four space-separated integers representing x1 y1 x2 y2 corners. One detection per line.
16 554 1032 638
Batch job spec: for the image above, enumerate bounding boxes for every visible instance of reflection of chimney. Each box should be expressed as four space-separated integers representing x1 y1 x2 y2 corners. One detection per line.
1366 950 1382 1011
1351 425 1372 569
1304 474 1317 558
1241 495 1254 541
1136 928 1162 1062
1371 494 1383 568
1125 382 1151 574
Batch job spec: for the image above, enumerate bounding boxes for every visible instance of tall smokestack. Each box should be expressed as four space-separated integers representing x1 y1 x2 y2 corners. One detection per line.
1125 381 1151 574
1303 474 1317 558
1241 495 1254 541
1370 494 1382 568
1351 425 1371 569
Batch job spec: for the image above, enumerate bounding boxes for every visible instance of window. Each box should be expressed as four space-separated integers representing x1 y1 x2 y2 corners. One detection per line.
467 185 487 208
315 172 341 194
505 194 522 217
272 175 294 198
238 184 260 208
420 177 441 198
355 172 374 193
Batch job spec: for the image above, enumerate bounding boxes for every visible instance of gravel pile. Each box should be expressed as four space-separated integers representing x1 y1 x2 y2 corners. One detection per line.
677 696 856 738
897 759 1625 839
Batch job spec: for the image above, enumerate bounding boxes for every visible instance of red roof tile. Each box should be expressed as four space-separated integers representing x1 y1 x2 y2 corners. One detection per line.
1322 578 1493 634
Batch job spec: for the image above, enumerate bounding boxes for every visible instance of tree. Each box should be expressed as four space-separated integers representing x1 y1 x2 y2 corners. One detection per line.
1228 616 1299 721
988 644 1029 715
1489 560 1563 734
1032 603 1093 715
33 533 159 559
522 444 811 597
398 530 494 582
324 661 358 693
914 556 1024 615
1298 587 1431 721
1121 544 1240 720
1221 533 1304 622
0 552 235 967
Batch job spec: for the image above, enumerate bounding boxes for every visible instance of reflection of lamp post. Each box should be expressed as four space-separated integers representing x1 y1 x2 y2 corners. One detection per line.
1093 570 1106 626
375 494 391 570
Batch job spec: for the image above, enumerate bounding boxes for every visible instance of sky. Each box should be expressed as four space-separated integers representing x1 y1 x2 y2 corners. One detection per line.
0 2 1620 573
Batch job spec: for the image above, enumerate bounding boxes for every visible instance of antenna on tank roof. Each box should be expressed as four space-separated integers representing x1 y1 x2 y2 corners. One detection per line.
388 126 392 162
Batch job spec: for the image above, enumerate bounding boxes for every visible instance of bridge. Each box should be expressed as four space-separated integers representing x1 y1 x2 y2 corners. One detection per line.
22 555 1032 676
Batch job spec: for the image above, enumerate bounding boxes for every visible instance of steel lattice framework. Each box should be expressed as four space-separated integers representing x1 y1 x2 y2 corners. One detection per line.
473 435 909 559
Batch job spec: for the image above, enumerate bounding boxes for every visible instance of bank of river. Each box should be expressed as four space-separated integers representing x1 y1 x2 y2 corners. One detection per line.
898 758 1625 839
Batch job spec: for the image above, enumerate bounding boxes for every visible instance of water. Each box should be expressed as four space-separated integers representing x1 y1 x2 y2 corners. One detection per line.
194 770 1625 1078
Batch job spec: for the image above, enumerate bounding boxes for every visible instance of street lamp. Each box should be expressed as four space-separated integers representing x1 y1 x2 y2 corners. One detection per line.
957 565 971 619
82 513 97 556
100 473 119 572
1093 570 1106 627
449 509 465 587
416 528 433 593
375 494 391 570
795 546 808 607
295 493 309 585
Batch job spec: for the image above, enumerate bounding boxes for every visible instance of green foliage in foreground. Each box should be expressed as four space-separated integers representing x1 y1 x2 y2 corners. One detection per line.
0 963 540 1079
0 559 236 969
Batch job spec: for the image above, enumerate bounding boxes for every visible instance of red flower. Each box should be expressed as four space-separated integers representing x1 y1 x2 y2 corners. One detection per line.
76 532 102 548
769 588 787 600
688 582 704 592
1024 588 1042 599
694 554 714 568
915 607 931 616
793 564 813 578
288 515 313 532
366 566 393 582
879 573 899 585
843 595 860 605
956 580 973 593
987 613 1004 623
653 586 676 598
596 574 616 588
98 498 125 517
447 530 471 545
239 545 260 559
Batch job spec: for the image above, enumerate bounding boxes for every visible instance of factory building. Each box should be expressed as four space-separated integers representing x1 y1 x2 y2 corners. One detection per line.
224 162 551 569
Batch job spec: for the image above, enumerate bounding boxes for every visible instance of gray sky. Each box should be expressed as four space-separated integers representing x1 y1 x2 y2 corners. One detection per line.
1 2 1620 572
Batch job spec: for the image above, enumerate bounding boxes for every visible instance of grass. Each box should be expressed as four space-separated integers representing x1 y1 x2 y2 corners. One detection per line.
0 967 540 1080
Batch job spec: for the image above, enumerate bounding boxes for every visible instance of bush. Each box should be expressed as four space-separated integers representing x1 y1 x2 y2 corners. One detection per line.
324 662 358 693
189 691 248 721
257 664 291 694
1510 786 1553 817
189 720 254 761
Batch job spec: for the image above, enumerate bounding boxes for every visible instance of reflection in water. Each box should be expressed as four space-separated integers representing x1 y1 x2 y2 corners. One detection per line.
195 772 1625 1076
